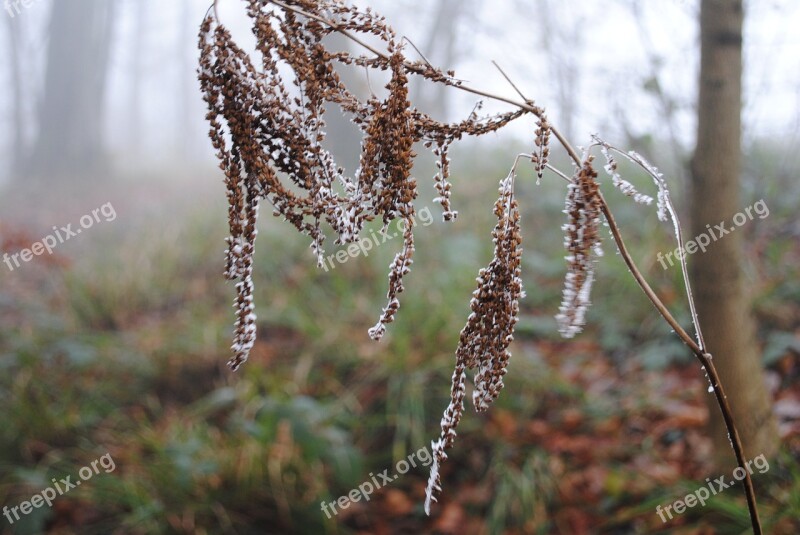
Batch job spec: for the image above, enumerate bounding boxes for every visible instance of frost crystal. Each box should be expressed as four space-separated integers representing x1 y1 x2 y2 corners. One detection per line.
594 139 654 205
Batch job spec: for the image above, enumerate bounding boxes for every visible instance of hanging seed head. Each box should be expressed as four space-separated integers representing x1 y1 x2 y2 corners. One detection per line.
531 111 551 184
198 0 527 368
556 157 602 338
593 136 653 205
425 170 523 512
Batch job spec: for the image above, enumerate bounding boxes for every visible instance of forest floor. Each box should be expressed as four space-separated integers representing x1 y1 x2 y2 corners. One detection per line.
1 166 798 534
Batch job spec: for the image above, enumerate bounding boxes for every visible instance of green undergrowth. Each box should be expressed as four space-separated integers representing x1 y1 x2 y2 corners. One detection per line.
1 142 798 534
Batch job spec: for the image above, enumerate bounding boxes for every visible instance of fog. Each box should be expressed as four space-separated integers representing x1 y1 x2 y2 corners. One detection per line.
0 0 798 189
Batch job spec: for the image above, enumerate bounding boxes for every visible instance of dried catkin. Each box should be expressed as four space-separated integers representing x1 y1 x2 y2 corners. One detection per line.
201 0 534 512
425 171 523 512
556 157 602 338
532 110 551 184
198 0 525 368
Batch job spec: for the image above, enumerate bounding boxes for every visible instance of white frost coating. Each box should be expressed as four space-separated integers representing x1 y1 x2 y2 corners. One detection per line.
424 438 444 515
555 178 600 338
472 358 493 411
367 322 386 340
339 205 358 243
595 141 654 205
556 269 594 338
627 150 670 221
596 143 706 351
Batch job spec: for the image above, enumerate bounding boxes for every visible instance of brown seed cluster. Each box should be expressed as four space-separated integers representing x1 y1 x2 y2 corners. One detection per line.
531 111 551 183
425 172 523 513
556 156 603 338
431 140 456 221
198 0 525 370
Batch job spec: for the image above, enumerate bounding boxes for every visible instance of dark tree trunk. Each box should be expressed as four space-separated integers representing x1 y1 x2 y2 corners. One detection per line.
179 0 193 158
25 0 117 179
129 0 147 159
691 0 778 466
322 32 365 174
412 0 471 119
4 15 24 176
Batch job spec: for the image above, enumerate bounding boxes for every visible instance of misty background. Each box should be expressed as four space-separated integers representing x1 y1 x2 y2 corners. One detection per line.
1 1 799 534
1 0 798 188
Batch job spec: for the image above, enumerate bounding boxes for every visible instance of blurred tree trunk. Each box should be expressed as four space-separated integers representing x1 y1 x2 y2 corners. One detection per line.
411 0 474 119
322 32 364 174
24 0 117 179
129 0 147 159
178 0 193 158
4 15 24 175
690 0 778 466
535 0 581 141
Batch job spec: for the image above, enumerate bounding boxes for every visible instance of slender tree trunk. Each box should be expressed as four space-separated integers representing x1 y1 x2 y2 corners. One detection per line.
25 0 117 179
535 0 582 141
179 0 193 158
4 15 25 176
691 0 778 466
130 0 147 159
412 0 471 119
322 32 365 174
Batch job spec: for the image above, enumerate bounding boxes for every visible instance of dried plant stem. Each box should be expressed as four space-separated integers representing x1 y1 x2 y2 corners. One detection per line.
247 3 761 531
597 192 761 534
545 163 572 184
492 60 531 103
597 143 707 352
265 0 578 165
402 37 435 69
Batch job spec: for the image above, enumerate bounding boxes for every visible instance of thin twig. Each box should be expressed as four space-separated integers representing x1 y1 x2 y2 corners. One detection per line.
706 359 762 533
364 66 376 98
508 153 533 188
597 189 761 535
402 36 434 69
602 144 707 352
492 60 531 103
545 163 572 184
267 0 580 164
